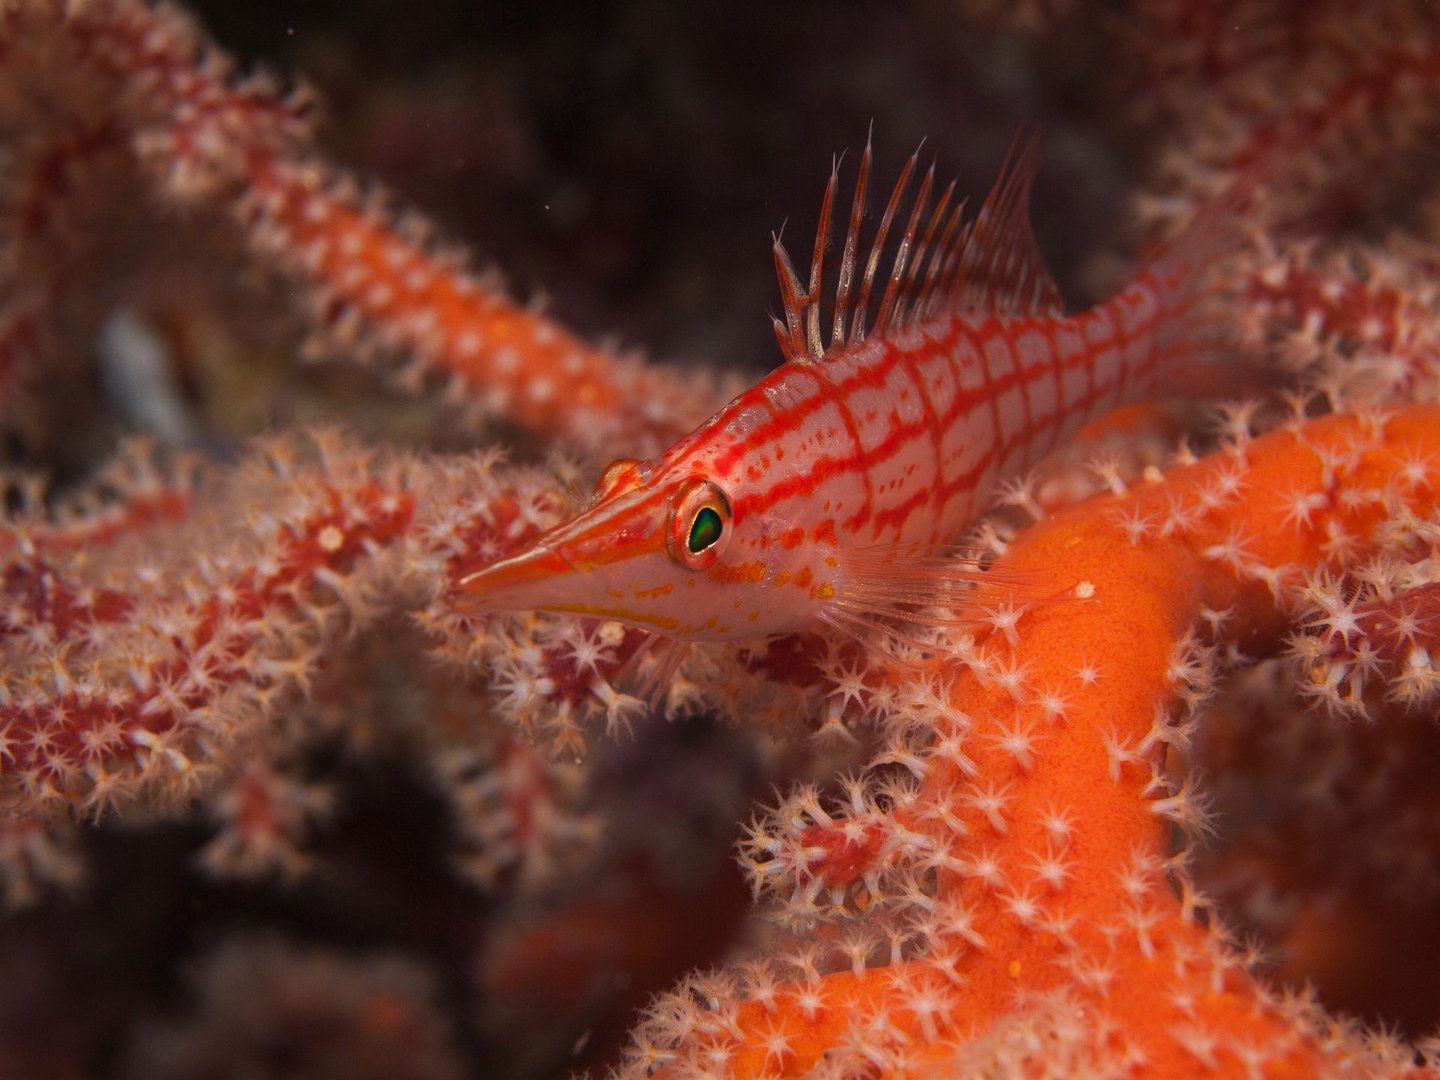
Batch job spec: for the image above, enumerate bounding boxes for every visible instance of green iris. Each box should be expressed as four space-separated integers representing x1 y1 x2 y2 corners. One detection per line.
688 506 723 553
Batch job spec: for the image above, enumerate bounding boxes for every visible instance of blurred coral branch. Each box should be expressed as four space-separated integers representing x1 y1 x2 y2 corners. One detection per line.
2 0 729 455
2 0 1440 1077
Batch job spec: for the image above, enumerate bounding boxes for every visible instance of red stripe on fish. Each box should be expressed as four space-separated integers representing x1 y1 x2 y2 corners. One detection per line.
453 134 1243 646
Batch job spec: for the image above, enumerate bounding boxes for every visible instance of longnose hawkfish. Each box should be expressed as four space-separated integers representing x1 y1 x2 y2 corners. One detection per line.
453 136 1237 661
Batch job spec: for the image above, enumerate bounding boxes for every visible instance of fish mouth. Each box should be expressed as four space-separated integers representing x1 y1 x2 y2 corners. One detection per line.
450 544 580 613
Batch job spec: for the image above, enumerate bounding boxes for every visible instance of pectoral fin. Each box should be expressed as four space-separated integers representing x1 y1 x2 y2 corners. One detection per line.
819 542 1060 657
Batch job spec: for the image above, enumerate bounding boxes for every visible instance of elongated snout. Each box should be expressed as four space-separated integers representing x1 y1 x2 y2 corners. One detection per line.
450 544 580 613
449 481 674 623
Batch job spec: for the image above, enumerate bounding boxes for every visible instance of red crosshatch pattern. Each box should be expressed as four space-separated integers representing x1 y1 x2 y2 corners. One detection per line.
695 266 1180 552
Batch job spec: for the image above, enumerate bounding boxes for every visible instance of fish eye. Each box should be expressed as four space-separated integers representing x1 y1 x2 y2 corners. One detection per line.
688 506 722 552
666 477 732 570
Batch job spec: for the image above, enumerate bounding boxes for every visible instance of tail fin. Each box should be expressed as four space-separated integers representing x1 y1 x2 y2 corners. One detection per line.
1123 169 1273 402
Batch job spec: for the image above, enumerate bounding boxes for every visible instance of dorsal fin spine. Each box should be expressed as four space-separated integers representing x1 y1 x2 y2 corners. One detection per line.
770 130 1065 366
906 178 956 324
876 163 935 333
853 149 918 347
831 138 870 350
804 163 839 360
935 196 968 313
770 231 806 362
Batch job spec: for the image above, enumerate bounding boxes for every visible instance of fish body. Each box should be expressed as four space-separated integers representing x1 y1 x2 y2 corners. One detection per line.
454 139 1224 644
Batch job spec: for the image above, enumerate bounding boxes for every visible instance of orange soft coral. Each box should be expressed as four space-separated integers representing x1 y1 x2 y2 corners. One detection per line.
624 406 1440 1078
6 1 1440 1075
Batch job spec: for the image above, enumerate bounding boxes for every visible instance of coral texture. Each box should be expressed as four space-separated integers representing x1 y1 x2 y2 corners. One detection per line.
1 0 1439 1077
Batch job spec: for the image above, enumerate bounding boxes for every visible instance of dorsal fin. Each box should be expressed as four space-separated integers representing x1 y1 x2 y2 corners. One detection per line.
771 133 1065 364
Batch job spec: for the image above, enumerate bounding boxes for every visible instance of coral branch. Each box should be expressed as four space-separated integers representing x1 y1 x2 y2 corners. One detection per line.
627 406 1440 1077
1 0 731 454
1134 0 1440 229
0 438 414 817
238 153 724 446
3 0 1440 1074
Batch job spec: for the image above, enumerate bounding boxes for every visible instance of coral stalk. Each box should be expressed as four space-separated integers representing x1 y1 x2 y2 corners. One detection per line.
633 405 1440 1077
3 0 730 454
4 0 1440 1074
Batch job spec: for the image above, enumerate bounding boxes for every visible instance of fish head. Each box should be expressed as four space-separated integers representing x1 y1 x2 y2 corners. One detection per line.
451 455 841 640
